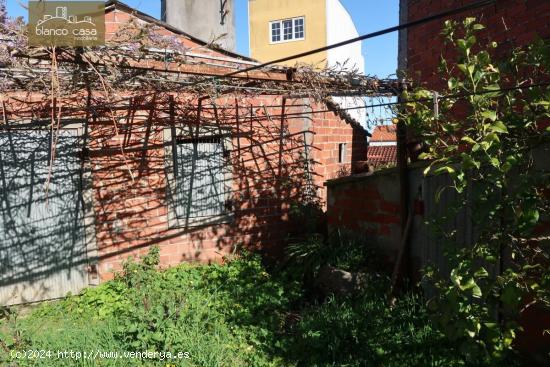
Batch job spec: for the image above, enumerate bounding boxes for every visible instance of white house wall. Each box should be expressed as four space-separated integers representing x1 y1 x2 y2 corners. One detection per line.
326 0 366 126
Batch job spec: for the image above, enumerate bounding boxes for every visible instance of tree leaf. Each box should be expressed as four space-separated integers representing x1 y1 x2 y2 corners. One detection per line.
450 268 462 288
468 280 482 298
434 166 455 175
501 284 522 307
468 64 475 77
484 132 500 143
448 78 458 90
489 121 508 133
461 136 477 145
518 209 540 231
474 267 489 278
418 152 431 160
481 110 497 122
461 153 480 169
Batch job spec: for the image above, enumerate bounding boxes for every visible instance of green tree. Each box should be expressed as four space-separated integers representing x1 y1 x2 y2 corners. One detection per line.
400 18 550 365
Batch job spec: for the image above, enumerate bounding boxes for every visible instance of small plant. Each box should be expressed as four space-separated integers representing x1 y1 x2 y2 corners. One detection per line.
287 228 388 278
288 278 461 367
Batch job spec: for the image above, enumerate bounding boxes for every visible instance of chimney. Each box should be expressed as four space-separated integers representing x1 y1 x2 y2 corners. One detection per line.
161 0 236 52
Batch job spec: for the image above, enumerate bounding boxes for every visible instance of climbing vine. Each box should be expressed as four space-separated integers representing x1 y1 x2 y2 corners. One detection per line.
401 18 550 364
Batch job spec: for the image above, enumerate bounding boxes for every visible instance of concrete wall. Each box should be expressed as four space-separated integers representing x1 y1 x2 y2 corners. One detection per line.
326 0 364 72
327 145 550 274
326 166 413 266
161 0 236 52
249 0 366 125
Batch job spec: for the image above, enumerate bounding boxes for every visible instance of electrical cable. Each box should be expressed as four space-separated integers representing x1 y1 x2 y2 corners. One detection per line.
224 0 498 77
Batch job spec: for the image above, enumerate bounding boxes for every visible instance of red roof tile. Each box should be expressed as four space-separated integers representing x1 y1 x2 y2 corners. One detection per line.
371 125 397 142
367 145 397 167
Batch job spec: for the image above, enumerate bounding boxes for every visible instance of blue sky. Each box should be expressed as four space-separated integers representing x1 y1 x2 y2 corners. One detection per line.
6 0 398 78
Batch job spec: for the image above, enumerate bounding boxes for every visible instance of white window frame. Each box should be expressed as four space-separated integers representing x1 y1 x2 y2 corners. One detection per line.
338 143 347 163
270 21 281 43
269 16 305 44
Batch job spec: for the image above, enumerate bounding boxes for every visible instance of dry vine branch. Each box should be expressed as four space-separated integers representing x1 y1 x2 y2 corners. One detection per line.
44 47 61 202
82 52 137 183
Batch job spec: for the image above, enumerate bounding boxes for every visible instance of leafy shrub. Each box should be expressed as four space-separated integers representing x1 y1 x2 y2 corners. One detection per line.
1 248 298 366
288 281 463 367
402 18 549 365
1 246 473 367
286 228 388 279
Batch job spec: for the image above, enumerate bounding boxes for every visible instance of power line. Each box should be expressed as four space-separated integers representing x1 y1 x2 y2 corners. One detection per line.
225 0 498 78
3 0 499 101
16 0 499 95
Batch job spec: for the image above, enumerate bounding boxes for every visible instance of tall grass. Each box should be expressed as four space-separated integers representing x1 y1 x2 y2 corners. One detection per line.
1 246 464 366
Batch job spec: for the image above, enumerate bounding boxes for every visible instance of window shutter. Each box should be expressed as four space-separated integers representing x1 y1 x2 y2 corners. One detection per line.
175 140 226 220
0 128 89 305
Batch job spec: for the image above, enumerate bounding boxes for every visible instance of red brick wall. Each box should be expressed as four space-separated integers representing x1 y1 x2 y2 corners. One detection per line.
406 0 550 89
326 169 402 264
308 110 368 203
91 95 368 280
2 7 369 281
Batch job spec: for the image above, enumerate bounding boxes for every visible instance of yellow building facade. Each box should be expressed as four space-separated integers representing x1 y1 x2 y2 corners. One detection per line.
248 0 328 66
249 0 366 124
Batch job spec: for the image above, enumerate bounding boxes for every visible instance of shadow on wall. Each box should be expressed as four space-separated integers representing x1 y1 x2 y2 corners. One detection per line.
0 93 368 304
88 94 321 268
0 128 89 305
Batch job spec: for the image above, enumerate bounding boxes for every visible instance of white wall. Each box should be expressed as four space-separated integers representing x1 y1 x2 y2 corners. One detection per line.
326 0 366 126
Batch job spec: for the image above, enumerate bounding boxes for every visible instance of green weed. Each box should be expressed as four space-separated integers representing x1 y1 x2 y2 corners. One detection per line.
1 246 466 367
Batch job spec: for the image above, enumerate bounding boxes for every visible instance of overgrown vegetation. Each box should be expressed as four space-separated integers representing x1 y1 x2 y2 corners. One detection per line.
401 18 550 365
1 248 296 366
1 18 547 367
1 243 464 367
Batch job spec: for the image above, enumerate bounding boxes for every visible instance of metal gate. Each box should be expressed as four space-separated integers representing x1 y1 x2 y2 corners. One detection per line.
415 172 476 277
410 168 500 285
0 127 92 305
